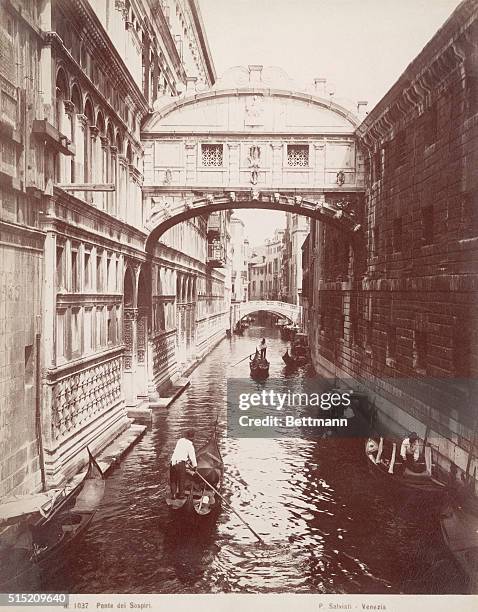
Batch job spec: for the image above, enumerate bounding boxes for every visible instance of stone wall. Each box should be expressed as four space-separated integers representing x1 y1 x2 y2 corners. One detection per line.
309 0 478 479
0 237 43 497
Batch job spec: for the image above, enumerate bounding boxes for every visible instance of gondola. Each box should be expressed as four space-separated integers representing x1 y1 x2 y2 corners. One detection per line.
0 449 105 590
282 333 310 366
249 353 269 379
166 431 223 516
440 503 478 590
282 348 308 367
365 436 447 499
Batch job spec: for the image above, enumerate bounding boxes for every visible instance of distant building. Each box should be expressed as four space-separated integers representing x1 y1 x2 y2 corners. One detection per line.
230 216 249 303
281 213 309 305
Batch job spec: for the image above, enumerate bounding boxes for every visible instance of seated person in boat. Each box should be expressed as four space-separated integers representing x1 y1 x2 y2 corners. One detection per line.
170 430 197 499
400 432 424 473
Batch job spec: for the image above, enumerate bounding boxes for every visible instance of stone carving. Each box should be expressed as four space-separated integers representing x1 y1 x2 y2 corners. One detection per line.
136 316 146 363
245 95 264 126
250 189 260 201
163 168 172 185
206 194 215 205
228 191 236 202
52 357 121 441
294 196 303 206
247 145 261 185
336 170 346 186
273 192 281 203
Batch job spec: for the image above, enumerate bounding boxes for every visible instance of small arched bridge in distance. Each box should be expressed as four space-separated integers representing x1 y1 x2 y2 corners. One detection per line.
231 299 302 331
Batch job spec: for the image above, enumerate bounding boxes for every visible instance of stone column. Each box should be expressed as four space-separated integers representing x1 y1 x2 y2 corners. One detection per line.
227 142 240 185
100 136 109 211
185 140 197 184
62 100 74 184
118 155 128 220
74 114 87 194
271 143 283 186
88 126 99 205
110 145 118 215
313 142 326 187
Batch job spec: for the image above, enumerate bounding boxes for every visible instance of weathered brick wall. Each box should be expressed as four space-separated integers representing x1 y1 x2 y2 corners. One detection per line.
309 0 478 476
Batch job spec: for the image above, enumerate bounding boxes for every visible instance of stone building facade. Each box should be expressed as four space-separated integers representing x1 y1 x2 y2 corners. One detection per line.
307 0 478 480
0 0 225 498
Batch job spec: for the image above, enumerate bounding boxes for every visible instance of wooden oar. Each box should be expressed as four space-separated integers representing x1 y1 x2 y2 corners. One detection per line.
194 470 265 544
230 353 254 368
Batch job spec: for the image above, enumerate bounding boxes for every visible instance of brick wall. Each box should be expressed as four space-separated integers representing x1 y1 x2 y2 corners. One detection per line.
309 0 478 477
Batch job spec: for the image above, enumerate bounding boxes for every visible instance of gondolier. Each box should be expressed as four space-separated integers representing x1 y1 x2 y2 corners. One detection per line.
170 430 197 499
257 338 267 359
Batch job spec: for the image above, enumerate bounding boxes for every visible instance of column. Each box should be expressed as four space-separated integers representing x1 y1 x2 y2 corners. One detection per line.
227 142 240 185
88 126 99 205
110 145 118 215
62 100 74 184
314 142 326 187
100 136 109 211
271 143 283 186
185 141 197 185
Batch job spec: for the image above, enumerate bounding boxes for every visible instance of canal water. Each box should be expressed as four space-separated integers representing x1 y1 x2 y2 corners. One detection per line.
42 324 467 594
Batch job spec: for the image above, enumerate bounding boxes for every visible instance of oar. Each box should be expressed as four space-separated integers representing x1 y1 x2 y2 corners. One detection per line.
230 353 254 368
194 470 265 544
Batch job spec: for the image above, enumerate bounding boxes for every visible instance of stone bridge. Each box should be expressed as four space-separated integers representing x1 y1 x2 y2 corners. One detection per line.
230 300 301 330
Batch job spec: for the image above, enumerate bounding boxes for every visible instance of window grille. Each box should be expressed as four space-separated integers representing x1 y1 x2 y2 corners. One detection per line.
201 144 223 167
287 144 309 167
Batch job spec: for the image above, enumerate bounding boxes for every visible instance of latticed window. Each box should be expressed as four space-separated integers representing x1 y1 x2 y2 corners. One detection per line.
201 144 223 167
287 144 309 167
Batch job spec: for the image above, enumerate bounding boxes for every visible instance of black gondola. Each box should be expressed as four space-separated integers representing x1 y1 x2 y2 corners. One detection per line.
0 449 105 590
249 353 269 379
166 431 224 516
365 436 446 499
282 333 310 366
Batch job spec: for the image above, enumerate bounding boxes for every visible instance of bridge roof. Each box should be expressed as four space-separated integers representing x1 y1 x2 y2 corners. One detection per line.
142 66 360 136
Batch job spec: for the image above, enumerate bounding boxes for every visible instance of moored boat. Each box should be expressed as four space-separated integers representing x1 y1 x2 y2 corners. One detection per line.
440 503 478 591
282 333 310 367
365 436 447 499
0 449 105 591
166 431 224 516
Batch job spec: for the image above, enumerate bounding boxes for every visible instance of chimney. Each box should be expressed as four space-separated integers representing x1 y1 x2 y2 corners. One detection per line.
314 78 327 96
186 76 197 94
357 100 368 118
248 65 263 85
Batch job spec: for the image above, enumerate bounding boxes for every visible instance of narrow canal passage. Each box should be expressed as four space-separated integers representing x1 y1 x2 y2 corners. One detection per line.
44 324 467 594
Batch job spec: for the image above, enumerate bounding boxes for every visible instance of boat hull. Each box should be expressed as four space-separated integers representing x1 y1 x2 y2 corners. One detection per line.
166 434 224 517
365 437 447 501
0 450 105 591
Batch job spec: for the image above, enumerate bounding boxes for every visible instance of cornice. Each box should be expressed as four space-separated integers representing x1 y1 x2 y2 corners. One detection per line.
356 1 478 148
64 0 149 116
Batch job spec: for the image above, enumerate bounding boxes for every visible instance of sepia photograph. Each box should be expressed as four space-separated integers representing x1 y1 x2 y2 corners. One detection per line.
0 0 477 609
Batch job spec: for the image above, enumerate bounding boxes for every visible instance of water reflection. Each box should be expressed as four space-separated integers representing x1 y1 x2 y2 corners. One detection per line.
38 324 468 594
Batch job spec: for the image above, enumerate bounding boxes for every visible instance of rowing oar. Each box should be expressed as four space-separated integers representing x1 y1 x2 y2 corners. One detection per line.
230 353 254 368
194 470 265 544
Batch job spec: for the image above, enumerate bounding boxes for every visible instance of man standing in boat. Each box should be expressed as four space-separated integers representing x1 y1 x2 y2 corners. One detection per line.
400 432 423 473
257 338 267 359
170 429 197 499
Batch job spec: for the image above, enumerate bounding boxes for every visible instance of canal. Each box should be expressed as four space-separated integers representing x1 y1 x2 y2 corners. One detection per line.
43 324 467 594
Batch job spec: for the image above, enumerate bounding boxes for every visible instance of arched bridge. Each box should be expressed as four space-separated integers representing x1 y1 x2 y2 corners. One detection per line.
144 191 361 252
231 300 302 330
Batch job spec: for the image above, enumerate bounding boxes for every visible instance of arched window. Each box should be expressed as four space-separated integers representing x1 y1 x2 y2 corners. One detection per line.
84 98 95 186
55 69 70 182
